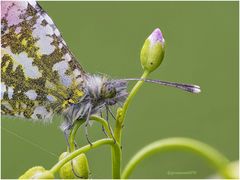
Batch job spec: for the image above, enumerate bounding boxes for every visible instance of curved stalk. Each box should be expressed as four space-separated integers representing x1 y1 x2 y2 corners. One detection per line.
90 116 122 178
121 137 233 179
121 71 149 123
50 138 115 174
63 115 121 178
90 115 112 137
68 116 112 152
69 120 84 152
114 70 150 143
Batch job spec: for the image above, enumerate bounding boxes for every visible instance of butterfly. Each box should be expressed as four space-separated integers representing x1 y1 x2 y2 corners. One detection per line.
1 0 200 143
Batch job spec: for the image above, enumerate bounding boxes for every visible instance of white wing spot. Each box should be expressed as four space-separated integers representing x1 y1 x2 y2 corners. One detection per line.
52 61 72 87
32 23 55 55
32 106 53 119
35 35 55 55
8 86 14 99
58 43 63 49
32 17 55 55
25 90 38 100
1 83 6 100
47 95 57 102
73 69 81 77
4 47 42 78
64 53 71 62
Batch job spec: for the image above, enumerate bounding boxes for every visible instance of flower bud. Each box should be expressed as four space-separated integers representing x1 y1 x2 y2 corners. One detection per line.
19 166 54 179
140 28 165 73
76 153 90 179
59 152 90 179
59 152 75 179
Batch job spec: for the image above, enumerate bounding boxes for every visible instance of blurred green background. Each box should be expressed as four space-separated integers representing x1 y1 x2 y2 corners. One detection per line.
1 1 238 179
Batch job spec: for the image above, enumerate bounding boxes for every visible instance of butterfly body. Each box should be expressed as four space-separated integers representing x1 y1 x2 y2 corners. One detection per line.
1 0 128 131
61 75 128 131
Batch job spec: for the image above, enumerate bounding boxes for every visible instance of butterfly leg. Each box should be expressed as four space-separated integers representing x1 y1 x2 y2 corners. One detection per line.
99 111 108 137
106 106 116 143
108 107 116 121
85 106 93 146
102 125 109 137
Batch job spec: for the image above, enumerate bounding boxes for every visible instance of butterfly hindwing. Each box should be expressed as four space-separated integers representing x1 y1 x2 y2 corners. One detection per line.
1 0 85 121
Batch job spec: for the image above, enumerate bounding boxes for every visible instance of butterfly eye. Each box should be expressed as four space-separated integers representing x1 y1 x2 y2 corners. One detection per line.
101 83 117 99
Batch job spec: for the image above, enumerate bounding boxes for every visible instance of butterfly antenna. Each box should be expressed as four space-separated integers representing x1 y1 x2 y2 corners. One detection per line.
121 78 201 93
108 107 117 121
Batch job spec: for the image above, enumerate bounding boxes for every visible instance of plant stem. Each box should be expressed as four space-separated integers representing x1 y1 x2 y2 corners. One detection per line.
50 138 115 175
114 70 150 143
122 70 150 124
121 137 233 179
68 120 84 152
111 143 122 179
90 116 122 178
69 115 113 147
110 70 150 179
68 115 113 152
90 115 112 137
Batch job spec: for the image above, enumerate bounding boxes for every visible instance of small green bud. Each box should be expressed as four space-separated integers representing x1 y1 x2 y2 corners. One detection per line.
19 166 54 179
140 28 165 73
59 152 75 179
59 152 90 179
76 153 90 179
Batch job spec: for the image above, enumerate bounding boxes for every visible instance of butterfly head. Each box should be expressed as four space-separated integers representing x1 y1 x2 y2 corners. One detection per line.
100 79 128 106
84 75 128 107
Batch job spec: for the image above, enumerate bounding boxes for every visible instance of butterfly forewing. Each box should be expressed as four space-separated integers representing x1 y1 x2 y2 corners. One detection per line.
1 1 85 121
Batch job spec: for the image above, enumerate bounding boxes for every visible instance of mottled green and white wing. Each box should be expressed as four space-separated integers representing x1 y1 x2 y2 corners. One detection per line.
1 0 85 122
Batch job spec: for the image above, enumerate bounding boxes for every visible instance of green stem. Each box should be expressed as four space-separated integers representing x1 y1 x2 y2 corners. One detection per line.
50 138 115 174
121 71 150 123
68 115 113 152
114 70 150 143
111 143 122 179
90 116 122 178
68 120 84 152
90 115 112 137
110 70 150 179
121 137 233 179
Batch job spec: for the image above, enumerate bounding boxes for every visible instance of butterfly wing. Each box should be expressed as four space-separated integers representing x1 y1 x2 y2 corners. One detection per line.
1 1 85 121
